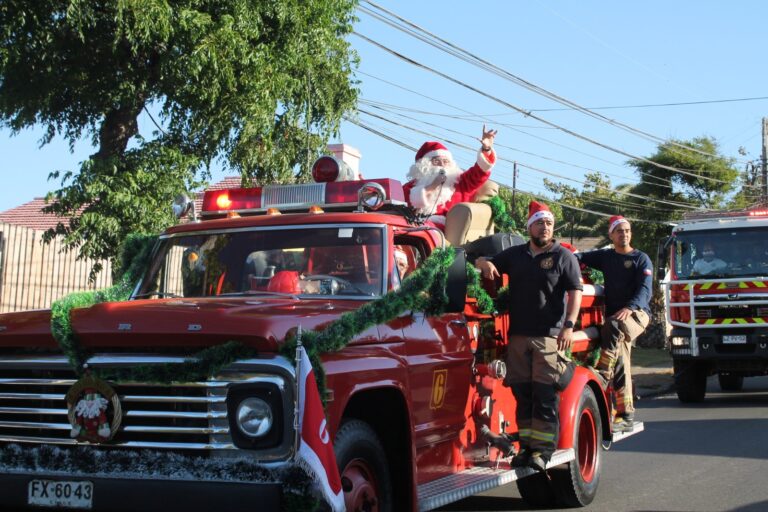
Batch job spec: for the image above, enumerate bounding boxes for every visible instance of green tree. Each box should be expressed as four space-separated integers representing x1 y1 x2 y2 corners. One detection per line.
0 0 359 272
628 136 739 256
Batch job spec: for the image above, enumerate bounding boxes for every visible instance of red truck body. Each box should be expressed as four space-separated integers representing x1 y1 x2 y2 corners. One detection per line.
0 174 639 511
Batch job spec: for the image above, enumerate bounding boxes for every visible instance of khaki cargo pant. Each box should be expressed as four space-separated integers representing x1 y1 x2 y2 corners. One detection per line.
596 310 650 416
505 335 570 457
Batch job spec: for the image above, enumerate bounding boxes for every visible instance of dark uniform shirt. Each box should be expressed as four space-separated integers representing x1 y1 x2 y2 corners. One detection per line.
577 248 653 317
490 240 583 337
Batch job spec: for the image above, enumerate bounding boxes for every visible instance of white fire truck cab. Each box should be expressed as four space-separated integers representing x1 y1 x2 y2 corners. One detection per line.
659 207 768 402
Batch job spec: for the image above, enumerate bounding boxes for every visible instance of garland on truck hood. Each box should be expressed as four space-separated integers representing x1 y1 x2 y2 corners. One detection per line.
50 239 495 387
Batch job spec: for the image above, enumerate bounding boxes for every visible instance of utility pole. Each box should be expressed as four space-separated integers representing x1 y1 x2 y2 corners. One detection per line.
511 161 518 213
762 117 768 204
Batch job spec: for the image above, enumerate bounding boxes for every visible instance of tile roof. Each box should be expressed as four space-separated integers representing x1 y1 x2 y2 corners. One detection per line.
0 177 243 231
0 197 66 231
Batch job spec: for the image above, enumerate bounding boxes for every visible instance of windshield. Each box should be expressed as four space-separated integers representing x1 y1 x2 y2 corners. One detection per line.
136 226 385 299
672 227 768 279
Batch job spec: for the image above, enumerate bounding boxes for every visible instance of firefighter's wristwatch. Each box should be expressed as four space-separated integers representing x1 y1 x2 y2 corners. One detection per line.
563 320 574 329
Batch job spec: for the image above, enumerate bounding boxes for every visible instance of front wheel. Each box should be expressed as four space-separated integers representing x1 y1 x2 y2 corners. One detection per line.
334 419 392 512
674 360 707 402
550 385 602 507
718 373 744 392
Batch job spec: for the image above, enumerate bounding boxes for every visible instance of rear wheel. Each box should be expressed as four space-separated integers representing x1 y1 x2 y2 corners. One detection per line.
674 360 707 402
550 386 602 507
718 373 744 392
334 419 392 512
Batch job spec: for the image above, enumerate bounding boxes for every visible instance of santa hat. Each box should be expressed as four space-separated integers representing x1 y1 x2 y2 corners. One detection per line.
527 200 554 228
608 215 630 234
415 141 452 162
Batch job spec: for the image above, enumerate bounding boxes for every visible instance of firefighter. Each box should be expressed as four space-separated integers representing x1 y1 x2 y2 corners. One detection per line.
576 215 653 432
475 201 582 471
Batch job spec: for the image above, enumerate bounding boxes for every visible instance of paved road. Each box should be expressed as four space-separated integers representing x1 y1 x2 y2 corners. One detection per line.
438 376 768 512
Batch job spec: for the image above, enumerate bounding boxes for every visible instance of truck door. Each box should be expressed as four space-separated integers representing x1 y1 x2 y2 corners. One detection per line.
394 237 474 466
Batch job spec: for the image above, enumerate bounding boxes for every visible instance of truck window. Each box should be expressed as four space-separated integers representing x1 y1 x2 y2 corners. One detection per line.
672 228 768 279
137 226 385 298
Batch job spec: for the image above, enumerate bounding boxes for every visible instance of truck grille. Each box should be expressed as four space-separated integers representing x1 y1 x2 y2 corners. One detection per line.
0 355 295 455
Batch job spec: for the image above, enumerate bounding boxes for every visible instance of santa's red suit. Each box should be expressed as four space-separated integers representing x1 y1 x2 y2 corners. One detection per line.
404 141 496 230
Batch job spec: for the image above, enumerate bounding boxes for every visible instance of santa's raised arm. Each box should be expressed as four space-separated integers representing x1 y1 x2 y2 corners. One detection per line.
404 125 497 230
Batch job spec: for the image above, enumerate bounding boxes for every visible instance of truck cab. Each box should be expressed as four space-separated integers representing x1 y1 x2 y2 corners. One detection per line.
659 207 768 402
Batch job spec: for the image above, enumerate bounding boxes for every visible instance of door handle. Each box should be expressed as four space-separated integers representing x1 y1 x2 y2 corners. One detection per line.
450 319 467 327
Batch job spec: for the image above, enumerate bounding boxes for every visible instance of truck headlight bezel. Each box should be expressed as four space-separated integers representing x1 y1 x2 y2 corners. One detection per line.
227 383 284 450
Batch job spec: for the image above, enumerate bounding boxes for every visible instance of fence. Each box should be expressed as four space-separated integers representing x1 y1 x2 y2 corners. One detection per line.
0 223 113 313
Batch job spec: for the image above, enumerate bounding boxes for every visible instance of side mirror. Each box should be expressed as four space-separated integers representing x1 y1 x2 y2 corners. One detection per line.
656 236 671 281
445 248 468 313
172 194 197 222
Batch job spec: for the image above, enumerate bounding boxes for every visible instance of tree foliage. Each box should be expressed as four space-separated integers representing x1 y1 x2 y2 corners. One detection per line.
627 136 739 255
0 0 359 270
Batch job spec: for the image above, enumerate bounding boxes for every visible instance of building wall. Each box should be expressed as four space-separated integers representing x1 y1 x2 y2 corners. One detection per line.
0 223 112 313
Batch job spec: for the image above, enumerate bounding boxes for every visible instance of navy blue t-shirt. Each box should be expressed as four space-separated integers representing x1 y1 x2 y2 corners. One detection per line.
577 248 653 316
490 240 583 337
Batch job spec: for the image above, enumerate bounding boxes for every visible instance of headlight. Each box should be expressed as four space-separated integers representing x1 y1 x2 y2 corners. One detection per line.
670 336 690 347
236 397 273 438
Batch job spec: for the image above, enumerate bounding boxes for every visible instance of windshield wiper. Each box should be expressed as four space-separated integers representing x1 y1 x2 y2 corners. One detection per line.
132 292 183 299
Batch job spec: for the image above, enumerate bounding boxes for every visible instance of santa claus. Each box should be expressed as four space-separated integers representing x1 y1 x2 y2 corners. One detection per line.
404 125 497 230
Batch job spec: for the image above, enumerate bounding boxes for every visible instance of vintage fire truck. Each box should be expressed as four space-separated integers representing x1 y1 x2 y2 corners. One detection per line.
0 154 642 511
659 206 768 402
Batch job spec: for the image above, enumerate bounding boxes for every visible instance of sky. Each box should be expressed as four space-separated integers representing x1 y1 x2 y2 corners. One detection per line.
2 1 768 216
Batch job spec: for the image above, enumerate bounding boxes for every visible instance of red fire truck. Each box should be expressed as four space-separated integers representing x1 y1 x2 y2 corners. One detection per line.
0 156 641 511
659 206 768 402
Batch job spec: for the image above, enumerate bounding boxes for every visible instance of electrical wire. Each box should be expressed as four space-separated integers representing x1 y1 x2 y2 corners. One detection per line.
358 1 748 165
352 31 751 189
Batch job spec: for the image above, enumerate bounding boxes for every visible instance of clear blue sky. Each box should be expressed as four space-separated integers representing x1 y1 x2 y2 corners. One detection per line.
2 1 767 214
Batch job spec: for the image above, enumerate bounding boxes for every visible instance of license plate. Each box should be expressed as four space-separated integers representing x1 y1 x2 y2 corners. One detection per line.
723 335 747 344
28 479 93 509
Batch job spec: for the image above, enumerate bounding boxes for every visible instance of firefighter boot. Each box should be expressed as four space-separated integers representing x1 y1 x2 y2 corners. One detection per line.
511 448 532 468
527 451 551 472
613 413 634 433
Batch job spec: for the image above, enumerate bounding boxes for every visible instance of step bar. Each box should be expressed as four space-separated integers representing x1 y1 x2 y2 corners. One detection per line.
418 421 645 511
417 449 574 511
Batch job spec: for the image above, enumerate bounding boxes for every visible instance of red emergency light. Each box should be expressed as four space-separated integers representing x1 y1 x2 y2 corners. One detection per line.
748 209 768 217
201 178 405 216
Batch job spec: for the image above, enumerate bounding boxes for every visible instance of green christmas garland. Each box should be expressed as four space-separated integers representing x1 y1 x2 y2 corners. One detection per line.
483 196 518 234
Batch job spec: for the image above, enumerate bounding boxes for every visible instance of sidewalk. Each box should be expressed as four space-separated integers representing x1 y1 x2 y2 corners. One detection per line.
632 347 674 398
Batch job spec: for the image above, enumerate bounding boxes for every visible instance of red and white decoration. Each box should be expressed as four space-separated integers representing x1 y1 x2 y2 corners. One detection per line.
526 200 554 228
404 141 495 229
295 338 345 512
608 215 630 234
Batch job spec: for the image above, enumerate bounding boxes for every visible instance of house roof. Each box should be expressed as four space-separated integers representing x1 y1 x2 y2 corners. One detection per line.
0 177 243 231
0 197 65 231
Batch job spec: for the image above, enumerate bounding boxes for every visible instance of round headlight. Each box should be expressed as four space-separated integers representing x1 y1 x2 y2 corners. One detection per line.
236 397 273 438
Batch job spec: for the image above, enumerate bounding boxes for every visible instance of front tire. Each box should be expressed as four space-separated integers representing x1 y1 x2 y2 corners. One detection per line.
550 386 602 507
334 419 392 512
674 360 707 402
718 373 744 392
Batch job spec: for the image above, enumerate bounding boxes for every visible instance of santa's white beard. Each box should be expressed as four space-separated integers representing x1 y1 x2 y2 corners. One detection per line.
407 159 462 214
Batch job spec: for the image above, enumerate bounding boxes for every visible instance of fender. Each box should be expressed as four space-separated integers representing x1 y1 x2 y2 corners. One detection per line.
557 365 609 449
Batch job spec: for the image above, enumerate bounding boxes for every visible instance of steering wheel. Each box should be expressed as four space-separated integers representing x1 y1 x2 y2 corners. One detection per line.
301 274 367 295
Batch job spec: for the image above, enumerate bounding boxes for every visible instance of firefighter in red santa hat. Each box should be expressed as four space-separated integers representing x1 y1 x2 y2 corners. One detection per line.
403 125 497 230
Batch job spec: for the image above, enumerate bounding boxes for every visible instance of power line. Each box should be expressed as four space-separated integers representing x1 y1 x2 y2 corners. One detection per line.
358 1 743 164
529 96 768 112
352 31 750 188
359 100 675 189
350 114 702 211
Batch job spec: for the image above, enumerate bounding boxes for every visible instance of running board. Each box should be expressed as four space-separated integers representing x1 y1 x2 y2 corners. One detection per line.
611 420 644 442
416 448 575 511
